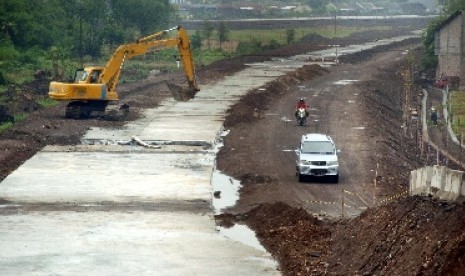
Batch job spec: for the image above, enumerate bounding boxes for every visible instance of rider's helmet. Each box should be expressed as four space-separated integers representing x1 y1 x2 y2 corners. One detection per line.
299 98 305 103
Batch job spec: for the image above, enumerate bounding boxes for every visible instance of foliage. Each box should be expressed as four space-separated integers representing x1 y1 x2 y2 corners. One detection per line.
0 72 6 86
37 98 58 108
0 42 19 62
0 0 175 59
268 39 281 50
307 0 330 14
202 21 215 50
421 15 446 70
450 90 465 136
217 21 229 48
191 30 202 50
195 49 231 65
236 39 262 56
421 0 465 69
13 113 27 123
444 0 465 14
0 122 13 133
0 0 178 86
286 29 295 45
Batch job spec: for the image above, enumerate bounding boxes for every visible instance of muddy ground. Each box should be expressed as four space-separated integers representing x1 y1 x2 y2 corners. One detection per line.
1 19 465 275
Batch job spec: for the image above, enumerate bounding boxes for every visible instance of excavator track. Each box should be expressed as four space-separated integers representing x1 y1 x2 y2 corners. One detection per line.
65 101 129 120
65 103 83 119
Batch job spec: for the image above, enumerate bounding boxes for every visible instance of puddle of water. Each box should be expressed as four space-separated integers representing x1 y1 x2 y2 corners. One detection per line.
212 170 241 214
212 171 270 253
352 126 366 130
348 100 356 103
218 224 267 252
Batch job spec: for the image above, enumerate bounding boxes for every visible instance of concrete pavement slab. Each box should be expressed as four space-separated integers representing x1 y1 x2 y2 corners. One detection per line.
0 211 277 275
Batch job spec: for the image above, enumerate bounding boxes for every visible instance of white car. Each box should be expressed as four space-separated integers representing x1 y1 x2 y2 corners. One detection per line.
296 133 340 183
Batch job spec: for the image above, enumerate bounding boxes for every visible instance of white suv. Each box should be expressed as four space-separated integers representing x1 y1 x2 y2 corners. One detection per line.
296 133 339 183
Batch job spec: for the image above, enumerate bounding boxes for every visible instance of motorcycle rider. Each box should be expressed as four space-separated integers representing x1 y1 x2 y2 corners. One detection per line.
295 98 309 118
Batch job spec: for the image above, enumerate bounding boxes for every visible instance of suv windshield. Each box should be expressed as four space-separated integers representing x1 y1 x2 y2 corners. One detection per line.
301 141 334 154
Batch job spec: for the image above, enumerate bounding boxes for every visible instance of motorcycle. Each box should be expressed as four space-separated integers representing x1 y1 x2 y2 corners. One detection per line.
296 108 307 126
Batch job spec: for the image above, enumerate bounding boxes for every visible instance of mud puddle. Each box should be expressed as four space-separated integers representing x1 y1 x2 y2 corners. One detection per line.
212 170 267 252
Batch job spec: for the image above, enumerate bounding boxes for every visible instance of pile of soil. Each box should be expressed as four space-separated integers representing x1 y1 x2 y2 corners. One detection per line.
217 197 465 275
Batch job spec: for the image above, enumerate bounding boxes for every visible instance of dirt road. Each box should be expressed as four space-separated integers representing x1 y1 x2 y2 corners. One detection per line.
217 47 414 217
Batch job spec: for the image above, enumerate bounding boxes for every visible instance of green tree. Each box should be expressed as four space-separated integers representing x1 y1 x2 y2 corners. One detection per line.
445 0 465 14
202 21 214 50
286 29 295 45
421 0 465 69
422 16 446 69
191 30 202 50
0 0 179 81
308 0 329 14
0 0 65 50
111 0 174 35
217 21 229 49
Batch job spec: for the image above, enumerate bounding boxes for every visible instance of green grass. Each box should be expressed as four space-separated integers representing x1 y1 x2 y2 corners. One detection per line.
450 90 465 139
227 26 390 45
194 49 231 66
14 113 28 122
0 122 13 133
4 67 35 85
37 98 58 108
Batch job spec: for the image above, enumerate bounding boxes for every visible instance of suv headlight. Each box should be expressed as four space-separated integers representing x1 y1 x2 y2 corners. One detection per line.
327 161 339 166
299 160 311 166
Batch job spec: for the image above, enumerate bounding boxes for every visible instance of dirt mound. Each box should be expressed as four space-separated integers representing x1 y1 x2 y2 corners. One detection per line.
329 196 465 275
219 197 465 275
243 202 332 274
216 202 332 275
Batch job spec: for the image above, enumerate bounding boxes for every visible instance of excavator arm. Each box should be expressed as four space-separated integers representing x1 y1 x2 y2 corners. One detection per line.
101 26 199 94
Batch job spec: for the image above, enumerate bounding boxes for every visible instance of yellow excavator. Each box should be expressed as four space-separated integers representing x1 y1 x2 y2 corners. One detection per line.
49 25 199 119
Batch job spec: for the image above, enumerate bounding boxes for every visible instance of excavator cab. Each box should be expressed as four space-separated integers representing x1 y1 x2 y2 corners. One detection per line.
73 67 103 84
74 69 87 83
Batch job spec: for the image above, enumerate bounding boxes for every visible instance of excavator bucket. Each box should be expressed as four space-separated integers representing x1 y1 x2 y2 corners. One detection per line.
166 81 199 101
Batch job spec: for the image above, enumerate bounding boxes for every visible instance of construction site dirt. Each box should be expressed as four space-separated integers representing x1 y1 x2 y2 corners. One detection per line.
1 19 465 275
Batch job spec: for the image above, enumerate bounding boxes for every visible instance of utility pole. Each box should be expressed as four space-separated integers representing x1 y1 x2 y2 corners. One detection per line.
407 49 414 138
402 49 414 137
